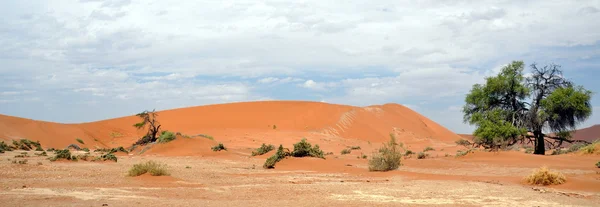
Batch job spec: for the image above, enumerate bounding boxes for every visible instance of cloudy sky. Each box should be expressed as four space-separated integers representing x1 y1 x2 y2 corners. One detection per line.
1 0 599 134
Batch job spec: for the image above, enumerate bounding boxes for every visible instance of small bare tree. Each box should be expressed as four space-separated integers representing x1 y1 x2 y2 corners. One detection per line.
133 109 161 145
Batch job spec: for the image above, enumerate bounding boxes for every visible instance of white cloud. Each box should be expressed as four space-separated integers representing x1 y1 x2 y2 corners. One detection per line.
300 79 337 91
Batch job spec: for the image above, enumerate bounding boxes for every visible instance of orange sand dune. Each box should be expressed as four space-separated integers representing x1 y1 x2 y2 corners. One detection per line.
0 101 462 152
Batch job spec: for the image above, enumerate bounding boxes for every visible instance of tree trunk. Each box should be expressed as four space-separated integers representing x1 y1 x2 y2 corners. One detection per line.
533 131 545 155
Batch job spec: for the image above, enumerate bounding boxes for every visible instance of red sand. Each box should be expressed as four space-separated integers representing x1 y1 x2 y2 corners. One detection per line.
1 100 599 206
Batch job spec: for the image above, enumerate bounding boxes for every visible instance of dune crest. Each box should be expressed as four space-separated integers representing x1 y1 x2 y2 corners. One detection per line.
0 101 461 150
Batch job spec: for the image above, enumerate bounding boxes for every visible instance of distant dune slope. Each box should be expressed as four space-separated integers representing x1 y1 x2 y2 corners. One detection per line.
0 101 462 149
571 125 600 142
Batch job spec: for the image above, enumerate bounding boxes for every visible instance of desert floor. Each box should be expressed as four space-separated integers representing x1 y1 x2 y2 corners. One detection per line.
1 149 599 207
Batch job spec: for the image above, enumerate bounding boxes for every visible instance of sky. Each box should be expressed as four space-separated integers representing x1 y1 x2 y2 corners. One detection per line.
1 0 599 134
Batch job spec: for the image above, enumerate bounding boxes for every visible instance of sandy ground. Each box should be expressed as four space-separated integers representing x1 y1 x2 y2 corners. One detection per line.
1 149 599 207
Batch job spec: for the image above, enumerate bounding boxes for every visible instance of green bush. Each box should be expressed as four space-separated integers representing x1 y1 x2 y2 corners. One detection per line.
76 138 85 144
11 139 41 151
251 143 275 156
341 148 352 155
423 146 435 152
404 150 415 156
212 143 227 151
368 135 402 172
50 149 72 161
0 141 11 153
579 141 599 154
291 138 324 158
128 161 169 176
35 151 47 156
82 148 90 152
456 149 473 157
94 147 128 154
46 148 55 152
158 131 176 143
100 153 118 162
263 145 288 169
417 152 428 159
596 161 600 168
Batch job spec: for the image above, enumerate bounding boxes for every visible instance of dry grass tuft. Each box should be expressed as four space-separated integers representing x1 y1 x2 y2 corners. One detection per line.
128 161 170 176
525 166 566 186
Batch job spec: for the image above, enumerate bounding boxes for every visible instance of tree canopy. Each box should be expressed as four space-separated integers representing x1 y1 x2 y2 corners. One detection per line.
463 61 593 154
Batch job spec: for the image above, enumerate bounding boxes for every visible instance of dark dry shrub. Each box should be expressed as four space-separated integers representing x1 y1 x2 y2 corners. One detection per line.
341 148 352 155
76 138 85 144
291 138 324 159
67 144 81 150
368 135 402 172
212 143 227 151
16 159 28 164
404 150 415 156
455 139 472 147
128 161 169 176
423 146 435 152
158 131 176 143
362 154 367 159
350 146 361 150
251 143 275 156
596 161 600 168
94 147 128 154
417 152 428 159
46 148 55 152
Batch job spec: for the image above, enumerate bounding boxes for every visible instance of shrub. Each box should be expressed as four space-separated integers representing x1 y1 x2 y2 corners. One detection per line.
128 161 169 176
46 148 55 152
50 149 72 161
596 161 600 168
524 147 534 154
158 131 176 143
350 146 361 150
341 148 352 155
456 149 473 157
291 138 324 159
0 141 11 153
525 167 566 186
273 125 277 130
94 147 128 154
404 150 414 156
196 134 214 140
11 139 41 151
362 154 367 159
100 153 118 162
568 142 587 152
82 148 90 152
76 138 85 144
212 143 227 151
263 145 288 169
579 141 599 154
417 152 428 159
15 159 28 164
251 143 275 156
67 144 81 150
35 151 47 156
455 139 472 147
368 135 402 172
423 146 435 152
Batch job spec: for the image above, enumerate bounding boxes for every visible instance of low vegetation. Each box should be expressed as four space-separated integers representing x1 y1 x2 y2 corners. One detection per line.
128 161 169 176
251 143 275 156
34 151 47 156
100 153 118 162
525 167 566 186
404 150 414 157
195 134 214 140
579 141 599 154
368 134 402 172
455 139 472 147
94 147 128 154
49 149 73 161
76 138 85 144
417 152 428 159
212 143 227 151
349 146 361 150
456 149 474 157
158 131 176 143
423 146 435 152
291 138 324 158
10 139 42 151
596 161 600 168
263 145 290 169
340 148 351 155
0 141 10 153
552 142 590 155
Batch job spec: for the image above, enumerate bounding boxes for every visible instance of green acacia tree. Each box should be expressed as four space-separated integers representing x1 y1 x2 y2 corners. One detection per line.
463 61 593 154
132 109 162 145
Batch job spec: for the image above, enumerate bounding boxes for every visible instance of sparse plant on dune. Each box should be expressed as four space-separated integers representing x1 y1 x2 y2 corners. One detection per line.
158 131 176 143
596 161 600 168
212 143 227 151
423 146 435 152
291 138 324 159
417 152 428 159
0 141 10 153
455 149 474 157
252 143 275 156
11 139 42 151
525 167 566 186
340 148 351 155
128 161 169 176
263 145 289 169
76 138 85 144
49 149 73 161
349 146 361 150
579 141 599 154
368 134 402 172
455 139 472 147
